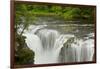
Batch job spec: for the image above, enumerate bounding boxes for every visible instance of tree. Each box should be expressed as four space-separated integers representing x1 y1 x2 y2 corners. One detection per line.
50 6 62 15
15 33 35 65
15 4 36 36
15 4 35 65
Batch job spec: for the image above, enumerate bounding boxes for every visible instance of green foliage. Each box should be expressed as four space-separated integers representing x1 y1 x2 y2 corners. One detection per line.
15 4 36 36
50 6 62 15
15 3 95 23
63 7 81 20
15 48 35 65
15 4 36 65
15 33 35 65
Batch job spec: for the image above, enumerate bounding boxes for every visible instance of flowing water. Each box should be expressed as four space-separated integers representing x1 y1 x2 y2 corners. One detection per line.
23 16 94 64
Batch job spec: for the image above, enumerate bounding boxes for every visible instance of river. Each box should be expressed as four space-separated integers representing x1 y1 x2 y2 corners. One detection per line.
23 16 94 64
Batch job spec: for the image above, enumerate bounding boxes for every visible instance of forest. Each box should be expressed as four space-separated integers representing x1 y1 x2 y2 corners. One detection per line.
15 3 95 65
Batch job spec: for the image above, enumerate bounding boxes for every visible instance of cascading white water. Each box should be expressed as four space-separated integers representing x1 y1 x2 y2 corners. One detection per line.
23 25 94 64
59 34 94 62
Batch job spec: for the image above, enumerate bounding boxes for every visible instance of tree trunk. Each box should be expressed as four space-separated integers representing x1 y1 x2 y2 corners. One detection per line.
20 25 27 36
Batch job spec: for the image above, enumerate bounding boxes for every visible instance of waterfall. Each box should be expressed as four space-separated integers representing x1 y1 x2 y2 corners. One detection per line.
36 29 60 50
24 25 94 64
59 35 94 62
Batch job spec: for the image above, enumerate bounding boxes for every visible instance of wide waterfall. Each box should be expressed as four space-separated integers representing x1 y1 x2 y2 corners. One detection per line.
23 24 94 64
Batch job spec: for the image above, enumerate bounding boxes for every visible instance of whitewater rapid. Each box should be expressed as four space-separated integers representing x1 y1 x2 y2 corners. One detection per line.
23 25 94 64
